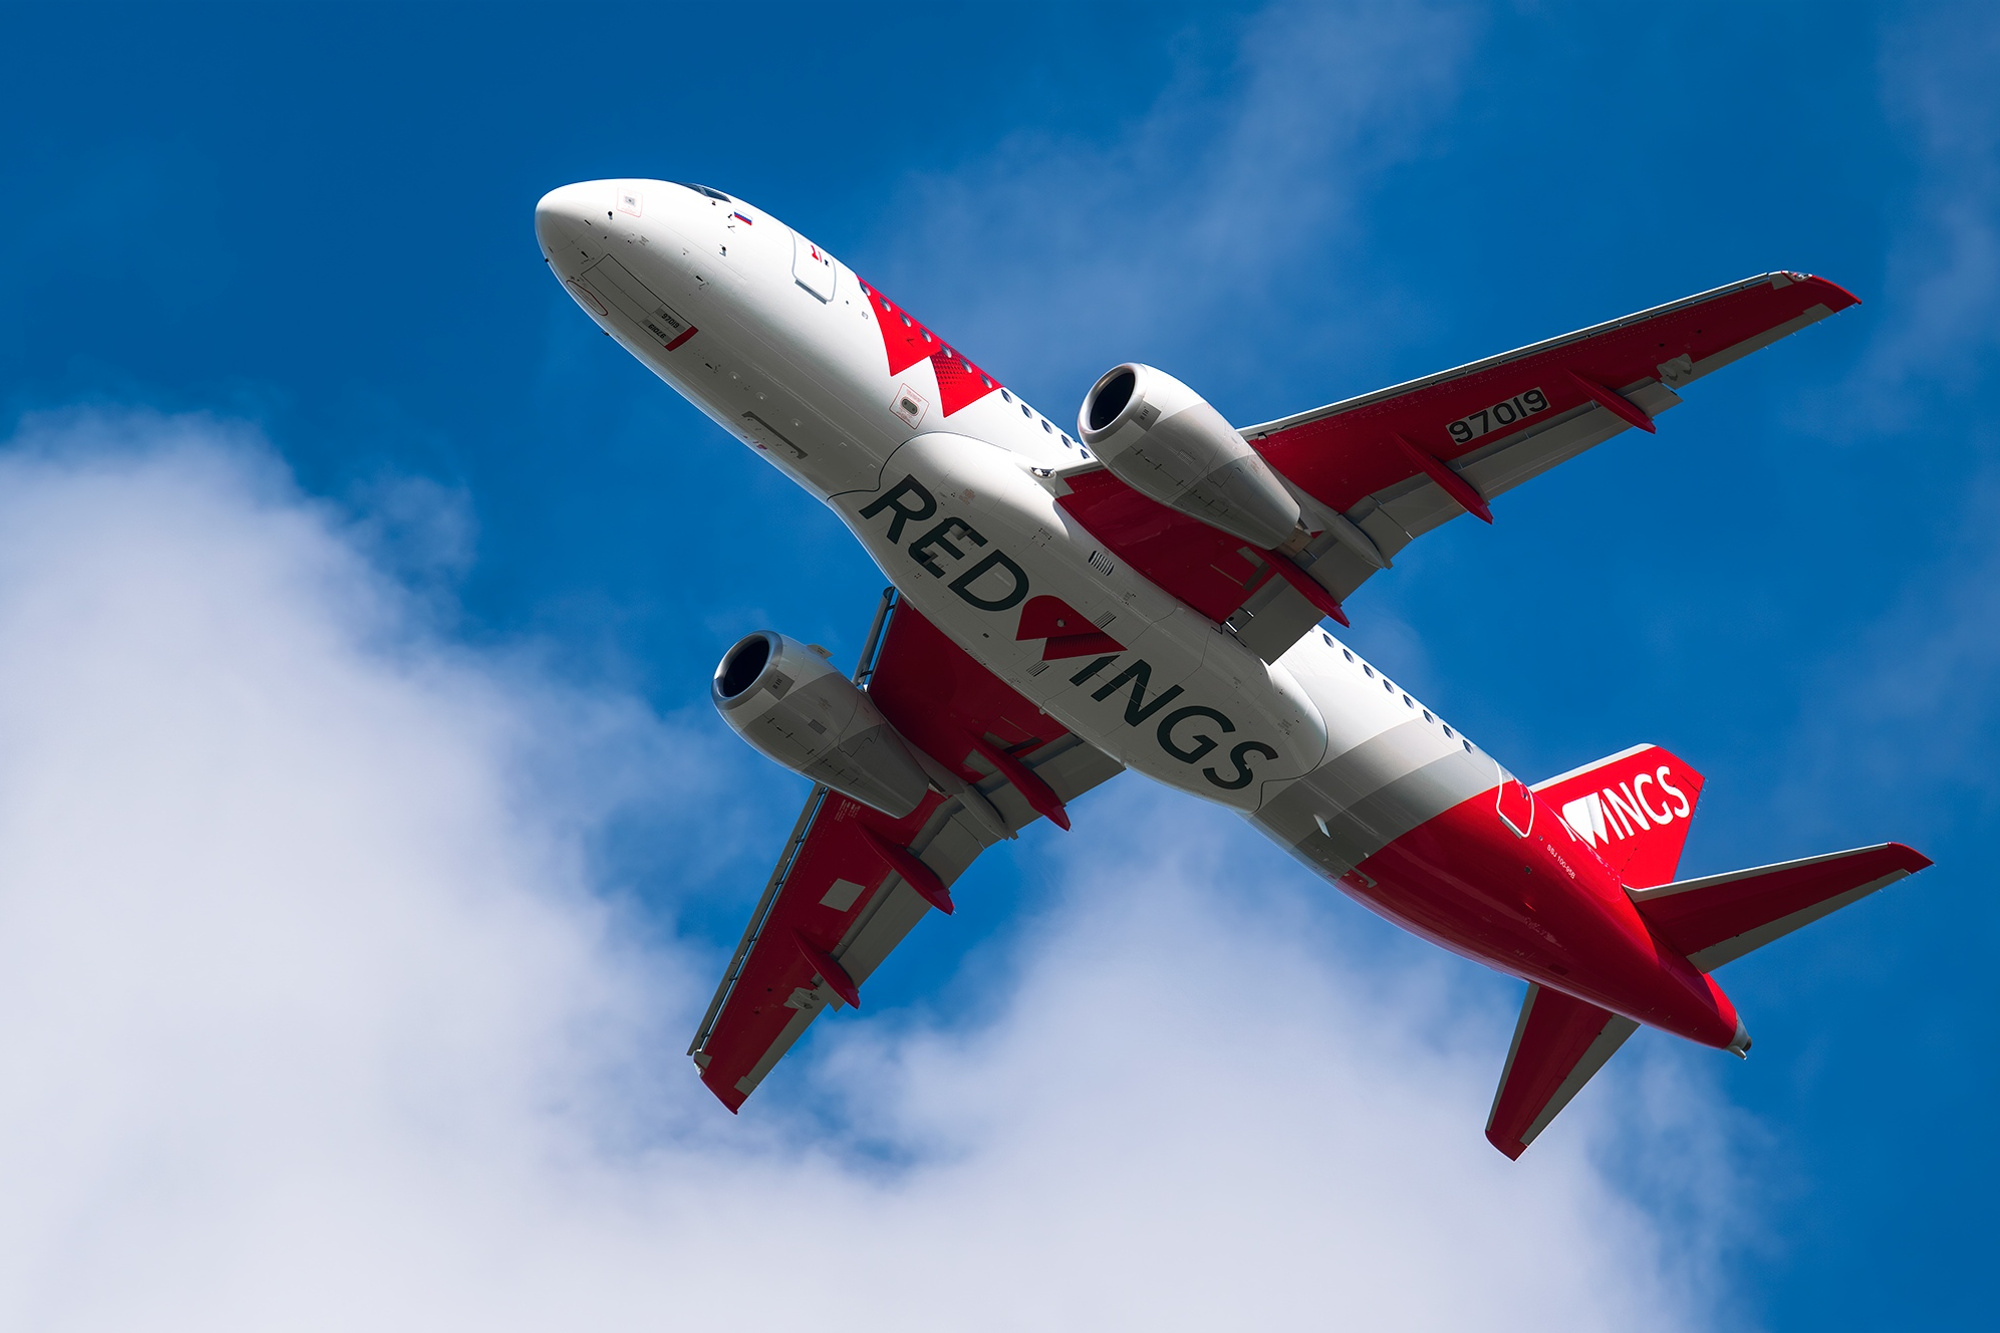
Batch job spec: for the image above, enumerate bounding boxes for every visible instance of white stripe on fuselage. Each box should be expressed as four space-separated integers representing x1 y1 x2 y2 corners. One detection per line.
535 179 1501 827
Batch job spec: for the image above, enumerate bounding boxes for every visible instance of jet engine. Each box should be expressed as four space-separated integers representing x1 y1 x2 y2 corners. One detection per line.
712 631 932 818
1078 363 1302 550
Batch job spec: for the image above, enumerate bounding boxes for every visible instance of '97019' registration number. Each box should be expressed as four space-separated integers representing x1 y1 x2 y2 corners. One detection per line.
1446 387 1548 444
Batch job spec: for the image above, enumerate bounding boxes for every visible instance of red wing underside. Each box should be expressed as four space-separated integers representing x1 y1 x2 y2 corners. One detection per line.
1630 842 1932 972
1485 983 1639 1160
1054 274 1858 661
690 598 1121 1110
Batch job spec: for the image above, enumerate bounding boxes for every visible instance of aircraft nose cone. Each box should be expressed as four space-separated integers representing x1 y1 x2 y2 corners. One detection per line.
534 181 605 251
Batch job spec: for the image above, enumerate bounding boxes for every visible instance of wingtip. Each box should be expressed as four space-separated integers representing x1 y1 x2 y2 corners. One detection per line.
1889 841 1935 873
1798 273 1862 309
702 1072 748 1114
1485 1128 1528 1161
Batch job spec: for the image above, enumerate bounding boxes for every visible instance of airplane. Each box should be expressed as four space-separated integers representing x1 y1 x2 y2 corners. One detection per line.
534 178 1932 1158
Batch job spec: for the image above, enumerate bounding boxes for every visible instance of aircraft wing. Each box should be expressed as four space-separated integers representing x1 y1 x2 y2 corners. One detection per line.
689 593 1123 1110
1054 272 1859 661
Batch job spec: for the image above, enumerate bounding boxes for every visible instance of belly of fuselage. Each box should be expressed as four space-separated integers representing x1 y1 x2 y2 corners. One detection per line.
1267 770 1737 1046
541 181 1737 1046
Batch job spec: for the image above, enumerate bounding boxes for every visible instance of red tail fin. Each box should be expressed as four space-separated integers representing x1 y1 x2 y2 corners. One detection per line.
1485 984 1638 1160
1534 743 1705 888
1631 842 1933 971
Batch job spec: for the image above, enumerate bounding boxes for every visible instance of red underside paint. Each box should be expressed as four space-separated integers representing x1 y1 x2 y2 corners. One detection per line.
1016 593 1125 661
863 827 955 914
1636 843 1932 961
1262 550 1349 626
1393 432 1493 523
1056 470 1277 624
697 603 1067 1112
1345 785 1742 1048
1039 630 1123 660
1253 276 1860 521
857 280 1001 416
1566 369 1656 433
792 930 860 1009
967 732 1070 831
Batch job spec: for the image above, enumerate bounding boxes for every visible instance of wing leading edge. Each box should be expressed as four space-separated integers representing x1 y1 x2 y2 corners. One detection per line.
1053 272 1859 661
690 592 1122 1110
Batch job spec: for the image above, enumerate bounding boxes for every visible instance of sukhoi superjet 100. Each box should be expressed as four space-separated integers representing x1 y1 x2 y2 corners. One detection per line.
535 179 1929 1157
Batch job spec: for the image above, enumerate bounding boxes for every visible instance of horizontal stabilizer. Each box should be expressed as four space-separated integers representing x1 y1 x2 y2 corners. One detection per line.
1533 743 1704 888
1486 983 1639 1160
1631 842 1933 971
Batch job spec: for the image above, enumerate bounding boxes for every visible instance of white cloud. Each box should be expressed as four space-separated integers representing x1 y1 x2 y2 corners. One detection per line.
0 414 1742 1329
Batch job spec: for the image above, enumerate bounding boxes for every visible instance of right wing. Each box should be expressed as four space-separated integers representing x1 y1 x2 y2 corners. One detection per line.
1054 273 1859 661
689 593 1123 1110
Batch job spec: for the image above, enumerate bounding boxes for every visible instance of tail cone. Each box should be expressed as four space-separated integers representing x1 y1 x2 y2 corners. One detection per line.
1728 1018 1753 1059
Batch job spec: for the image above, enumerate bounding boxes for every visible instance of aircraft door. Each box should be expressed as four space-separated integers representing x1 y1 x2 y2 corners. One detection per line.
1496 769 1535 838
792 231 837 302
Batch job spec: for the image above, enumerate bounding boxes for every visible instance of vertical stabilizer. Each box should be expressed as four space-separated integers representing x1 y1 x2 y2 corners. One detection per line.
1534 743 1704 888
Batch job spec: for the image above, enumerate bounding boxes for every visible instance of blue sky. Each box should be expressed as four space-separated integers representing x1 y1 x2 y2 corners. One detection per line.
0 2 1993 1328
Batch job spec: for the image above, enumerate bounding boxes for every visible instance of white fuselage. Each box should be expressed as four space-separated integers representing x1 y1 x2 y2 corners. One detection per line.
534 180 1499 865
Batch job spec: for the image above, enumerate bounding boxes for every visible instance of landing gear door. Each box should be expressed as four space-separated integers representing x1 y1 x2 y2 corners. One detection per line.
792 231 837 302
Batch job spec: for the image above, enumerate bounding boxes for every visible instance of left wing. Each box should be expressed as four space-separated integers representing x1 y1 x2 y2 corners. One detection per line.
1054 273 1859 661
689 593 1123 1110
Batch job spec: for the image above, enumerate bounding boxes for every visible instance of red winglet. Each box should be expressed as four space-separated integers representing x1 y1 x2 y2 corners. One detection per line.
1392 433 1493 523
1565 369 1656 434
792 931 861 1008
861 828 955 914
1262 551 1350 627
967 734 1071 830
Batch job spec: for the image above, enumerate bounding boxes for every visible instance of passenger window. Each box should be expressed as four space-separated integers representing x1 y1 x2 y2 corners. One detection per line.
1422 709 1434 723
1001 389 1014 403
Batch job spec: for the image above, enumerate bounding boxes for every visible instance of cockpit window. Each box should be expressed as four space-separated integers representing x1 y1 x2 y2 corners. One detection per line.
678 182 732 202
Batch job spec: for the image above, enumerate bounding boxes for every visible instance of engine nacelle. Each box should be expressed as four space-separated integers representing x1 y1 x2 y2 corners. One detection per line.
712 631 932 818
1078 363 1302 550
